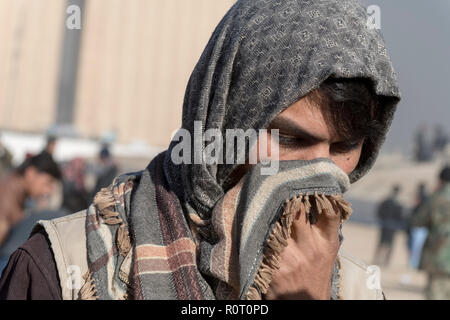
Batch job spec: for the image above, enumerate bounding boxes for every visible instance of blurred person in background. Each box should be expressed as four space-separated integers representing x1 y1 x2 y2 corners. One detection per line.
91 145 118 199
61 158 89 214
0 152 61 270
43 135 58 157
432 125 448 156
407 183 429 270
25 136 62 211
414 126 433 163
0 136 13 180
373 185 404 267
399 183 429 285
410 165 450 300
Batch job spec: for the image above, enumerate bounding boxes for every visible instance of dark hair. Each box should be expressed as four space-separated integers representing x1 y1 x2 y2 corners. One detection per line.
307 78 382 143
99 145 111 159
439 165 450 183
392 184 401 194
17 151 62 180
46 135 57 145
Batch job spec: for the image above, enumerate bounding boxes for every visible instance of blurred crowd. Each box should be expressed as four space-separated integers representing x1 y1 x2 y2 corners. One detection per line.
373 165 450 300
414 124 449 163
0 136 119 272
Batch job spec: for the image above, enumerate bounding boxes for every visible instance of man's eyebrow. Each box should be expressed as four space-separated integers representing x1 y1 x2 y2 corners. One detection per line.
268 116 326 141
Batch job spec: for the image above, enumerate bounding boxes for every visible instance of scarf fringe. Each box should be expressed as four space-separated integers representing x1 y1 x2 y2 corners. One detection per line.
117 224 132 257
80 186 133 300
121 286 135 300
329 194 353 221
94 186 132 257
79 272 98 300
94 188 116 210
246 192 352 300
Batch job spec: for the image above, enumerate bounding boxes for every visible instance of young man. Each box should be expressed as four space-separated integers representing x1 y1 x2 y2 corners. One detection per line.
0 152 61 258
91 145 118 199
0 137 13 180
0 0 400 300
373 185 404 267
43 135 58 157
411 166 450 300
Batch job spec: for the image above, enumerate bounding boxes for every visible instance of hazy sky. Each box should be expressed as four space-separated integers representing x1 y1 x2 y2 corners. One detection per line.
360 0 450 154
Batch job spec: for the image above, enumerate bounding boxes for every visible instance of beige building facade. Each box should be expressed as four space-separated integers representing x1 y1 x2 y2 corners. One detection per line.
0 0 236 147
0 0 65 133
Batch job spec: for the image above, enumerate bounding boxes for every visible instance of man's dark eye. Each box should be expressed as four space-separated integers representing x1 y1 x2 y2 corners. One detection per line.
278 134 310 148
330 140 362 154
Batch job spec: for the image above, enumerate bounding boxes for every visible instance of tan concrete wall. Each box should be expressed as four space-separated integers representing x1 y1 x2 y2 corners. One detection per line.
74 0 236 146
0 0 65 132
0 0 236 147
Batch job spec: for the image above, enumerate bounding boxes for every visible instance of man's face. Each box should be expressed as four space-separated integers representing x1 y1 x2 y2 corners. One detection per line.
265 97 364 175
24 167 56 198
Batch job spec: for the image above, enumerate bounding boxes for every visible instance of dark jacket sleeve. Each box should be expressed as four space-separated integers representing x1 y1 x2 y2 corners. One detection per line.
0 230 62 300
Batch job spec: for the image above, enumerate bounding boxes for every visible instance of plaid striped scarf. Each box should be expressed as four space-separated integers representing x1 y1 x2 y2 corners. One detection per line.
80 153 352 300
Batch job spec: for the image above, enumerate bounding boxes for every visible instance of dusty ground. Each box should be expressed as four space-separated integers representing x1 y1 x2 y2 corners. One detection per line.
341 221 427 300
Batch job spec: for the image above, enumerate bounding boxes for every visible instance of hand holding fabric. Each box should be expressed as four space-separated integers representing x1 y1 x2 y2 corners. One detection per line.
264 194 343 300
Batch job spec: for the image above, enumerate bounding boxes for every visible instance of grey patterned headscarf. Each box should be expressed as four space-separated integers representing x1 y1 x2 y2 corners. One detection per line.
164 0 400 217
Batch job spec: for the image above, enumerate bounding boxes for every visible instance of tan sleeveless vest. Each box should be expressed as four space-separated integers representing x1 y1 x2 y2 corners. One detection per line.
32 211 385 300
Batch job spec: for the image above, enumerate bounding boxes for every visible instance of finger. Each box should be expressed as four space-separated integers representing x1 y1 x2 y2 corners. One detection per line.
308 195 341 241
312 211 340 242
313 194 341 224
290 201 314 244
